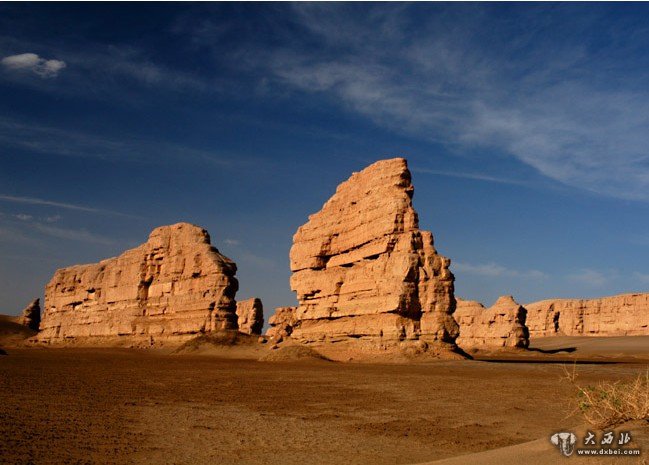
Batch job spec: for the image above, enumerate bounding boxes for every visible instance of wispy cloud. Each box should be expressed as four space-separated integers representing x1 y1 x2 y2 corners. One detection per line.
238 251 277 271
0 225 42 246
217 237 275 270
65 46 208 92
219 4 649 202
32 223 114 245
412 168 526 186
0 117 245 167
44 214 61 223
0 194 123 216
1 52 66 78
453 261 547 279
5 6 649 203
568 268 614 287
0 33 208 94
633 272 649 285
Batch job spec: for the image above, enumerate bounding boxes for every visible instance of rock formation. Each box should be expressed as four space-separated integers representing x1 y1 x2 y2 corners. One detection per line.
236 298 264 335
455 296 529 349
266 306 298 342
276 157 458 348
19 298 40 331
38 223 238 344
526 293 649 337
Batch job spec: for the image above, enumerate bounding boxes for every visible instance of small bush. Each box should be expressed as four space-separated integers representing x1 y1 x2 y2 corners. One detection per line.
563 365 649 429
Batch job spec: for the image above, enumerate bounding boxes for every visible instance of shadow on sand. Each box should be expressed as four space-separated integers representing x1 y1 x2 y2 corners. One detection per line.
527 346 577 354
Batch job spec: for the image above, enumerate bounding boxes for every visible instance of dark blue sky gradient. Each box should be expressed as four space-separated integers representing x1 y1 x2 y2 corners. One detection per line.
3 3 649 318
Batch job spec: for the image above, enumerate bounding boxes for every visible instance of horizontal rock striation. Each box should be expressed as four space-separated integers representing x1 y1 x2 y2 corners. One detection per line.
283 158 458 347
455 296 529 349
39 223 238 343
526 293 649 337
236 298 264 335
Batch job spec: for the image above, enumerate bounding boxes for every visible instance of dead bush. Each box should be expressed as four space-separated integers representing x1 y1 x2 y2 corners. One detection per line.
563 365 649 429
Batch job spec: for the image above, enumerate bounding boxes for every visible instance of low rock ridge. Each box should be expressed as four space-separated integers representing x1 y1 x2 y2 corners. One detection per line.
525 293 649 337
38 222 239 344
266 306 298 343
270 158 458 351
455 296 530 349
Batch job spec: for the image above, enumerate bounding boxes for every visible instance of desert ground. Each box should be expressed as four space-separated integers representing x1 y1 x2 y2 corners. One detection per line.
1 340 648 465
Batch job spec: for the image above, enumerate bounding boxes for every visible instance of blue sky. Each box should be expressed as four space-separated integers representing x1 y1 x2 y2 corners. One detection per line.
3 3 649 318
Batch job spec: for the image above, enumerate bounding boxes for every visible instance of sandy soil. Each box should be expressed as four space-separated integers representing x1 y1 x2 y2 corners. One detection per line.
1 347 647 465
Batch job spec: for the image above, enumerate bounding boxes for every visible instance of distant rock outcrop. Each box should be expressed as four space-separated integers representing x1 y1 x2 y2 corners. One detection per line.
0 314 37 348
455 296 529 349
19 298 40 331
236 298 264 335
38 223 238 344
526 293 649 337
272 158 458 350
266 307 298 342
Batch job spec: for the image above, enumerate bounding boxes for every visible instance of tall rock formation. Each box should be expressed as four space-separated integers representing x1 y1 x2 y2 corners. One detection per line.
282 158 458 347
19 298 41 331
455 296 529 349
39 223 238 344
236 298 264 335
526 293 649 337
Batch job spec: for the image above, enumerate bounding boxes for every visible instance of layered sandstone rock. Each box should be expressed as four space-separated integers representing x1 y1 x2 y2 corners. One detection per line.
39 223 238 343
19 298 41 331
526 293 649 337
236 298 264 335
455 296 529 349
266 307 298 342
283 158 458 346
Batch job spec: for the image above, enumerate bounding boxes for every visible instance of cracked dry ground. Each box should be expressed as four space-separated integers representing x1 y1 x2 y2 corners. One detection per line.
1 349 646 465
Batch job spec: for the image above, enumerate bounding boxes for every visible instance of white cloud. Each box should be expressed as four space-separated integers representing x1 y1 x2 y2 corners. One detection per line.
224 239 240 246
452 261 547 279
568 268 612 287
14 213 32 221
1 52 66 78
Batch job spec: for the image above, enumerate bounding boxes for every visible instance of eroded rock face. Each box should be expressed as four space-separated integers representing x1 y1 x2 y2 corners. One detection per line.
236 298 264 335
455 296 529 349
266 306 297 342
20 298 41 331
39 223 238 343
526 293 649 337
283 158 458 346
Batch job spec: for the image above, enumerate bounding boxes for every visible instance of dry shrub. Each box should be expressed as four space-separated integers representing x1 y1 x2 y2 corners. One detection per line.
563 365 649 429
